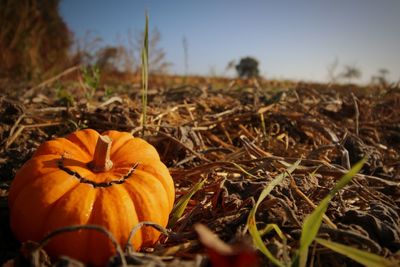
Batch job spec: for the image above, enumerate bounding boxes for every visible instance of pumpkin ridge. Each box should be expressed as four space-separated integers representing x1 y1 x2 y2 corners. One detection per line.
119 185 145 248
8 156 61 208
109 134 133 156
122 176 164 246
11 191 54 241
124 169 172 220
11 172 81 241
58 156 139 188
86 187 137 265
59 138 93 160
38 181 83 237
66 129 98 157
124 170 169 245
57 138 94 160
32 138 92 161
80 188 100 264
86 189 108 265
110 138 160 166
138 163 175 210
131 169 170 205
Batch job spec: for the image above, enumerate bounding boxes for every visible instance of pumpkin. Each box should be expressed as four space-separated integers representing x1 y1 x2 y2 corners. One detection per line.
8 129 175 266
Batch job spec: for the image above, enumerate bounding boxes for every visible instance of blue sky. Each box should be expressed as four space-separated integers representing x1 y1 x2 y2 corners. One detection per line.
60 0 400 83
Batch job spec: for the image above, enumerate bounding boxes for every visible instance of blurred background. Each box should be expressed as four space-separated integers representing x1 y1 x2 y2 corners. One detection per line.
1 0 399 85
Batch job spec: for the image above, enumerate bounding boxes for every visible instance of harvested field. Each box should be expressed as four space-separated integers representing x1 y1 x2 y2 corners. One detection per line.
1 77 399 266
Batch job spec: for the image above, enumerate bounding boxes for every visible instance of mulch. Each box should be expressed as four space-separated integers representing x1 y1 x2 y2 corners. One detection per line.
0 78 399 266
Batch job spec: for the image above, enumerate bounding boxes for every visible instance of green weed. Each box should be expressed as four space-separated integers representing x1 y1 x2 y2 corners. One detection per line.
141 12 149 136
82 65 100 100
55 81 74 106
247 157 396 267
168 178 206 228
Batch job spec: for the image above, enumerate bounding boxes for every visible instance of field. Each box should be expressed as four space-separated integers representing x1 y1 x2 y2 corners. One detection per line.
0 73 399 266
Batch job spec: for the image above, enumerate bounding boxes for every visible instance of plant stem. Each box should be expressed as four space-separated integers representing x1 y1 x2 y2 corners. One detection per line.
89 135 113 172
141 12 149 137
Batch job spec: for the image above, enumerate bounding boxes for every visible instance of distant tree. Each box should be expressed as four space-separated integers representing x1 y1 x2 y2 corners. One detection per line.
341 65 362 84
225 60 236 70
223 60 236 76
235 57 260 78
371 68 390 86
70 31 103 67
326 57 340 84
95 47 120 72
73 27 170 75
378 68 389 85
95 46 131 72
379 68 389 77
0 0 72 79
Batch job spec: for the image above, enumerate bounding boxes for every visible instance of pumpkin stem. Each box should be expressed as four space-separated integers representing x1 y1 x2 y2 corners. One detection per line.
89 134 113 172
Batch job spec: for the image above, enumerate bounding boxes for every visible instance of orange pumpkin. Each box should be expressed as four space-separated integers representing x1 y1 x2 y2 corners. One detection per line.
8 129 175 266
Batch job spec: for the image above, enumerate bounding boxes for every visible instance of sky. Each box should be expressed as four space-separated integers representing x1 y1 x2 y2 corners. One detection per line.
60 0 400 84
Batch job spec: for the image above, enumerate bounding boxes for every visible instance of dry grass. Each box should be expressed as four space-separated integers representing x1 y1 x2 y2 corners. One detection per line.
0 0 71 80
0 75 399 266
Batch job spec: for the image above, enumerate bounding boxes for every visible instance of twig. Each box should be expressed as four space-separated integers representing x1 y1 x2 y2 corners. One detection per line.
147 127 211 163
319 225 382 253
29 106 69 114
23 65 81 98
290 178 337 229
125 221 173 253
8 114 25 138
5 121 64 149
351 93 359 135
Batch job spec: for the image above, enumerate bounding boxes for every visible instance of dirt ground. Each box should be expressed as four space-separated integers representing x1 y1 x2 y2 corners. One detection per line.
0 77 399 266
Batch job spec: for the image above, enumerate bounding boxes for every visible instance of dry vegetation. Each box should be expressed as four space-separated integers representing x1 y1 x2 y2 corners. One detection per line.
0 73 399 266
0 0 71 80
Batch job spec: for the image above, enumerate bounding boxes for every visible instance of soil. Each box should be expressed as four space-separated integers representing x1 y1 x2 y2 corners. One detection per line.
0 77 399 266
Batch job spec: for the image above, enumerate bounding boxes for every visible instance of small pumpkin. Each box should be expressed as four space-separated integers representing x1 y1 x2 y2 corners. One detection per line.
9 129 175 266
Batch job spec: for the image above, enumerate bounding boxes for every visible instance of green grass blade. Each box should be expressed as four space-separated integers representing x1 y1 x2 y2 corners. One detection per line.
141 12 149 136
247 159 301 267
315 238 397 267
259 223 290 265
259 223 286 241
298 158 367 267
168 178 207 228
